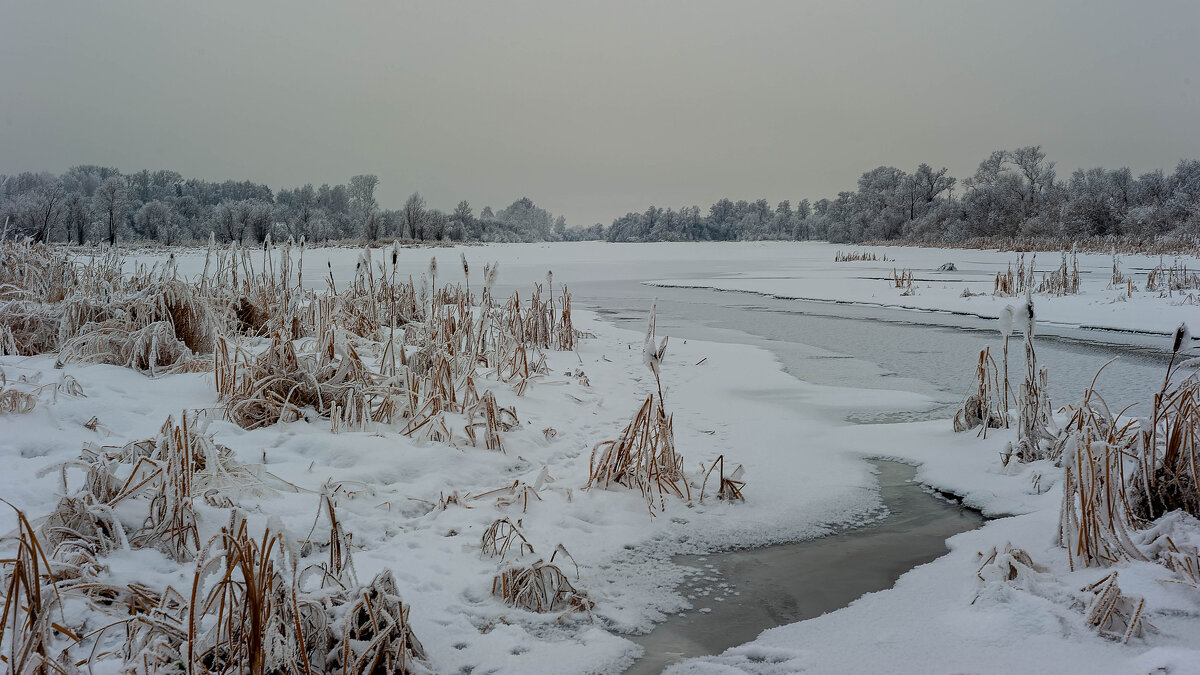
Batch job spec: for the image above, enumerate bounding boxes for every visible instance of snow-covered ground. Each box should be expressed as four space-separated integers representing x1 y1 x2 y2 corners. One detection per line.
667 415 1200 674
643 242 1199 339
5 241 1199 673
131 240 1199 338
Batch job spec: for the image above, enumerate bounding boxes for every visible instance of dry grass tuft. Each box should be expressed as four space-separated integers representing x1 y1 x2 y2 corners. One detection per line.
215 331 398 431
0 502 75 674
1082 572 1147 644
187 515 299 673
481 518 535 561
993 253 1035 297
491 558 592 617
1012 297 1055 463
1056 381 1145 569
587 395 689 514
587 303 691 513
335 570 429 674
0 386 37 415
187 514 430 674
700 455 745 503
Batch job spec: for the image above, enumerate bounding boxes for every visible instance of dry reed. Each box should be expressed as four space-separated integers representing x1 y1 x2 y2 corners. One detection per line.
481 518 535 561
699 455 745 503
834 250 886 262
491 556 592 617
954 346 1005 435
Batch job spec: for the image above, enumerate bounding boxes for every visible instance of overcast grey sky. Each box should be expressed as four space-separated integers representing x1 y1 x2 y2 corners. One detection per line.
2 1 1198 226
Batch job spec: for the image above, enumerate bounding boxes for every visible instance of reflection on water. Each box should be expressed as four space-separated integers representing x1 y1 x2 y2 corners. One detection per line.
623 461 983 675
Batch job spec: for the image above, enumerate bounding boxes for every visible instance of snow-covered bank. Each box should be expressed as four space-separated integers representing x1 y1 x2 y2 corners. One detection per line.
668 405 1200 674
2 301 904 673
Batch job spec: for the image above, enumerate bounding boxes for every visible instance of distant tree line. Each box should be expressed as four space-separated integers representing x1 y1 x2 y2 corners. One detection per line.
6 148 1198 246
0 167 575 245
602 147 1200 243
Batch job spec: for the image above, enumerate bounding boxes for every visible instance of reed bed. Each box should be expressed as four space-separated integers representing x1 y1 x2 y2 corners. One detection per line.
2 238 603 672
834 250 887 262
18 237 565 446
1 417 433 673
862 234 1200 257
992 250 1081 298
1145 258 1200 294
993 253 1035 297
1036 250 1081 296
1039 321 1200 649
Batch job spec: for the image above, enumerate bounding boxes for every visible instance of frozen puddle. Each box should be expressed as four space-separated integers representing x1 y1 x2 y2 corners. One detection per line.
625 460 983 674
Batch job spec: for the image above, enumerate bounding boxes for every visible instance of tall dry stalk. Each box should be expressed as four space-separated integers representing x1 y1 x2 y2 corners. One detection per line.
0 503 75 674
1014 296 1054 462
953 346 1005 436
1129 324 1199 521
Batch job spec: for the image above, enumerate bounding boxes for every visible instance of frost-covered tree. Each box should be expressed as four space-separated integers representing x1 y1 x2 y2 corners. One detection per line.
403 192 426 240
349 174 380 239
93 176 130 245
134 200 172 241
63 192 91 244
497 197 553 240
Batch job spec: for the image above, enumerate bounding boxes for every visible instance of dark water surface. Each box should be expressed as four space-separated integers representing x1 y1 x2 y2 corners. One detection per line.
623 461 983 674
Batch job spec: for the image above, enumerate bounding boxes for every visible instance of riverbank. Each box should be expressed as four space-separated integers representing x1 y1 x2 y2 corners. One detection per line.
667 406 1200 674
0 293 915 672
5 241 1197 673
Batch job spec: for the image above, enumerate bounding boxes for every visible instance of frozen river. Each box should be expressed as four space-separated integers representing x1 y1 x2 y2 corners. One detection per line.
569 279 1171 421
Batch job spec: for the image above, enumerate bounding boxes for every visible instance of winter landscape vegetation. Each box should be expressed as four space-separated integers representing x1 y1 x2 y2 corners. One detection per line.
3 2 1200 674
